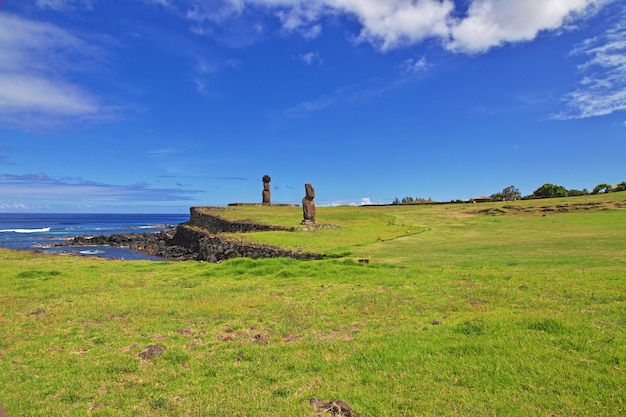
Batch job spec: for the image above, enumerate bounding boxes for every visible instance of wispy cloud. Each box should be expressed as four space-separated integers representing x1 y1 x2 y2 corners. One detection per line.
400 56 430 75
0 172 203 205
274 2 326 39
35 0 96 10
0 146 15 166
177 1 267 48
209 177 249 181
0 13 120 131
284 96 336 118
143 0 171 8
553 9 626 119
283 81 390 118
283 73 421 118
147 148 177 157
298 51 323 66
190 56 240 95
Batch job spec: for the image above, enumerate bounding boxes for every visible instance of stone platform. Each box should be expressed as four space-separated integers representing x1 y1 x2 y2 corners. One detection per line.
228 202 299 207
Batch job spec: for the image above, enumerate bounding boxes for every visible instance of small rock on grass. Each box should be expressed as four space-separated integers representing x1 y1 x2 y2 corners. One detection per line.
139 344 165 359
91 403 106 411
310 397 353 417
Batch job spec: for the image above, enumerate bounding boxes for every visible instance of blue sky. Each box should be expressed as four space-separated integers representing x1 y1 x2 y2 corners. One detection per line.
0 0 624 213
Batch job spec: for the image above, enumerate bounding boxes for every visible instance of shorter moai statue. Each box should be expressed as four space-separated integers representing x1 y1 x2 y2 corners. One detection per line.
301 183 316 224
262 175 271 204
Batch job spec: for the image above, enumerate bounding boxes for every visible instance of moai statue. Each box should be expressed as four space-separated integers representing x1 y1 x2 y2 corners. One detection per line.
301 183 316 224
262 175 271 204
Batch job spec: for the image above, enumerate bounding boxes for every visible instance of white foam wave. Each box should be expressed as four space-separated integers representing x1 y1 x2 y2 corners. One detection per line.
0 227 51 234
79 250 106 255
138 224 162 229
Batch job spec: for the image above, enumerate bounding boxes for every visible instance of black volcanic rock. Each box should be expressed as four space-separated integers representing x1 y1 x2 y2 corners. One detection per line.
55 221 324 263
55 229 196 260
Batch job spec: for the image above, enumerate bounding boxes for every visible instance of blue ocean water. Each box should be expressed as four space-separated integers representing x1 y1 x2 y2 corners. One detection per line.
0 213 189 260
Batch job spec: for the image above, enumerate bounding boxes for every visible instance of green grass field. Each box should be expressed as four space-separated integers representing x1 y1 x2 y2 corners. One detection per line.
1 193 625 416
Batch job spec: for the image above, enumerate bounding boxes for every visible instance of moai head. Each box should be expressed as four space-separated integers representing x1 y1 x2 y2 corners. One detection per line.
304 183 315 200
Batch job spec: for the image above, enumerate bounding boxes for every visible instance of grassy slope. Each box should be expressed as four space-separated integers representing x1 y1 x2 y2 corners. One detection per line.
1 193 625 416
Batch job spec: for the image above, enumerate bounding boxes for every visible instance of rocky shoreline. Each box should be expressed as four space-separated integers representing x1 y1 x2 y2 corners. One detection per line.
54 223 324 262
53 228 196 260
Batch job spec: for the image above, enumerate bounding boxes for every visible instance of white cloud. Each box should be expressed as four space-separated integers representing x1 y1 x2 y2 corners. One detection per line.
0 14 117 131
446 0 606 53
345 198 373 206
221 1 607 53
321 197 380 206
149 1 620 120
0 74 100 116
340 0 454 50
238 0 454 49
150 0 613 55
554 11 626 119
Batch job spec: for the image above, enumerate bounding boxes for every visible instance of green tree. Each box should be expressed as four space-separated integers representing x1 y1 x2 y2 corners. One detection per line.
615 181 626 192
501 185 521 201
592 183 610 194
533 183 568 198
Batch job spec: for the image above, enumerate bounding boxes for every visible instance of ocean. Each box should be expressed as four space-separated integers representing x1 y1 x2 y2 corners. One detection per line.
0 213 189 260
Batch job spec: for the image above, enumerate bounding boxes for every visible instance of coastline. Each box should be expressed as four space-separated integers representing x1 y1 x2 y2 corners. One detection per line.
52 229 197 261
53 225 324 263
14 209 326 262
0 213 189 258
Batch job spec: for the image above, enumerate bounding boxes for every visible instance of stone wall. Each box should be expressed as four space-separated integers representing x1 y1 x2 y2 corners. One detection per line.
189 207 294 234
171 223 322 263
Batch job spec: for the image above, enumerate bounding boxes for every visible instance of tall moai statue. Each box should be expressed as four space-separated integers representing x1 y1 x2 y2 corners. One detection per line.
301 183 316 224
262 175 271 204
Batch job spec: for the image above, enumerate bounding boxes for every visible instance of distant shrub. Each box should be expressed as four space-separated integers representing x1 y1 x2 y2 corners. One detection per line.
533 183 568 198
568 189 588 196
